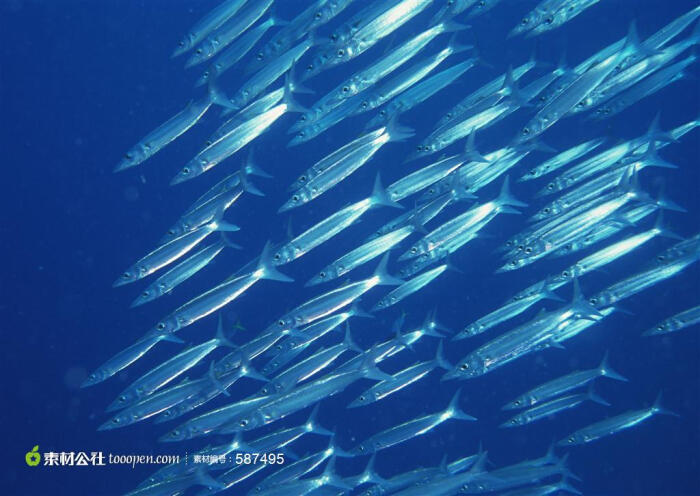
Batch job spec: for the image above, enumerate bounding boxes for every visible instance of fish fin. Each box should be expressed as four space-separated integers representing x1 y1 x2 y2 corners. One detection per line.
208 362 230 397
652 211 683 241
384 115 415 142
194 467 225 490
447 389 477 421
597 351 628 382
215 314 237 349
423 308 449 336
240 357 267 382
654 188 687 213
361 453 385 485
638 139 678 169
556 480 583 496
373 252 404 286
349 300 375 319
256 241 294 282
652 391 680 417
305 403 333 437
322 456 353 490
213 215 241 232
160 335 184 344
359 351 393 382
622 20 660 59
642 113 677 144
243 148 273 179
328 435 354 458
570 277 603 321
496 176 528 209
239 170 265 197
447 33 473 56
586 383 610 407
463 128 488 163
282 72 308 114
440 19 471 34
370 173 404 209
220 231 243 250
554 453 582 482
343 323 363 353
434 339 452 371
287 64 314 95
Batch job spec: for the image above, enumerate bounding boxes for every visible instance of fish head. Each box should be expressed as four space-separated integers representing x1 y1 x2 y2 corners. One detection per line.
98 412 130 431
499 415 524 428
114 145 146 172
279 188 312 213
557 432 584 447
271 244 296 266
347 391 374 409
149 315 181 337
106 391 135 412
444 355 483 380
171 159 204 185
185 40 213 68
497 255 531 273
306 265 338 287
461 322 484 338
159 221 189 244
113 264 144 287
288 127 312 147
159 425 189 442
81 367 110 388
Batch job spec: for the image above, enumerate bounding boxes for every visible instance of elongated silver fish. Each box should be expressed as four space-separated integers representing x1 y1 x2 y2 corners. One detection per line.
349 389 475 455
557 393 678 446
115 98 212 172
130 241 227 308
643 304 700 336
501 383 609 428
272 176 402 265
113 217 239 287
107 317 235 412
372 263 450 311
185 0 273 67
143 242 292 340
307 226 413 286
502 351 627 410
171 0 248 58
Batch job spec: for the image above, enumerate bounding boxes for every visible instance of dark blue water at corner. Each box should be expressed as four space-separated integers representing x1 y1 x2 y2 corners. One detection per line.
1 0 698 495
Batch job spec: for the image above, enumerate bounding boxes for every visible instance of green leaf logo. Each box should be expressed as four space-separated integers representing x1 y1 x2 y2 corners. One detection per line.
25 446 41 467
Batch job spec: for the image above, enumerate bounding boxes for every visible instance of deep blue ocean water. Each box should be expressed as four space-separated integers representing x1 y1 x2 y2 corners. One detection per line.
2 0 699 495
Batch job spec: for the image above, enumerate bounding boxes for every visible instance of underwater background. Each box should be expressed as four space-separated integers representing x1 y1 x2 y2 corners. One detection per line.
1 0 698 495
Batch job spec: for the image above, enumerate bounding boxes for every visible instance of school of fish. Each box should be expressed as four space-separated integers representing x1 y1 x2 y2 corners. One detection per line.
86 0 699 494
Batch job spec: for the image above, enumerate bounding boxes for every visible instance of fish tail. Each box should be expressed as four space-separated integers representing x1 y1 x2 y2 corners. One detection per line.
586 383 611 407
384 116 415 142
372 252 404 286
207 362 231 397
496 176 528 209
598 351 628 382
652 211 683 241
463 128 488 163
257 241 294 282
305 403 333 437
322 456 353 490
434 339 452 371
214 314 237 349
349 300 375 319
652 391 681 418
447 389 477 421
342 322 363 353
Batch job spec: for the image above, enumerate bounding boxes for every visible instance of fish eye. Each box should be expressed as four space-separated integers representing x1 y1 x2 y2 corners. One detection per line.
278 320 285 327
178 41 185 47
319 271 326 278
529 169 535 175
330 33 338 41
182 167 190 175
142 291 149 297
524 247 532 254
168 229 175 235
300 115 307 123
543 207 550 213
342 86 350 93
306 63 313 71
563 270 570 277
545 16 553 24
315 12 322 19
360 395 365 401
568 437 575 443
196 48 202 55
514 400 521 405
122 272 130 279
589 297 598 305
292 195 299 202
274 253 281 260
522 127 530 135
547 183 554 190
157 323 166 330
510 261 517 266
337 49 344 57
239 419 248 427
112 418 120 424
521 18 529 25
297 131 305 138
657 325 664 330
511 419 517 424
124 153 133 160
119 395 126 402
361 101 368 108
410 247 417 254
460 363 469 370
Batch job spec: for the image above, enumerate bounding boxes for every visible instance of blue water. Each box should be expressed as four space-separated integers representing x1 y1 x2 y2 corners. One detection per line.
2 0 699 495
